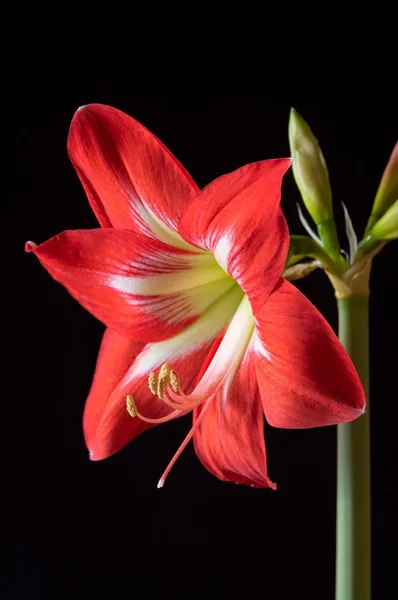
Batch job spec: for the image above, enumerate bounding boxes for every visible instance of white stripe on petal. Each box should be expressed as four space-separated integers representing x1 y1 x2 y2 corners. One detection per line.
131 284 245 379
142 201 206 253
194 294 255 395
252 329 272 361
214 233 233 273
108 254 229 296
125 277 237 324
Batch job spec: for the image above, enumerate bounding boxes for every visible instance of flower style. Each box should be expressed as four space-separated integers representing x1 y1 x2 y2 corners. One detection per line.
26 104 366 488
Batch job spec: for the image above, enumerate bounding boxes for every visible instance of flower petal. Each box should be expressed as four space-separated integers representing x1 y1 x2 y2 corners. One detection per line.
253 279 366 428
193 335 275 488
26 228 233 342
68 104 200 249
83 327 146 457
178 159 292 311
86 285 244 460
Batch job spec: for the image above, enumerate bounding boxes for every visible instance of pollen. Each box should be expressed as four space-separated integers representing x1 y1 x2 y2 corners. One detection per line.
147 363 181 400
157 376 166 399
148 371 158 395
157 363 171 399
126 395 138 417
159 363 170 379
169 370 180 393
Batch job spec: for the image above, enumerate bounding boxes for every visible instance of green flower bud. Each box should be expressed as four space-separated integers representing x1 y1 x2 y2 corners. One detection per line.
289 108 333 224
369 199 398 240
365 143 398 235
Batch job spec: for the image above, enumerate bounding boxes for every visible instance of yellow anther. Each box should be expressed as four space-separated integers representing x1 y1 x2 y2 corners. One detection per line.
169 370 180 393
126 395 138 417
148 371 158 395
157 363 171 399
157 376 166 399
147 363 181 399
159 363 170 379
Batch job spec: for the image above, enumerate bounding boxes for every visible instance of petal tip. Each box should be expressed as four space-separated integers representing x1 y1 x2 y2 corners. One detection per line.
271 156 294 176
75 104 89 116
70 104 99 126
283 156 294 169
88 448 104 462
85 435 123 462
71 104 92 124
25 240 38 253
73 103 108 119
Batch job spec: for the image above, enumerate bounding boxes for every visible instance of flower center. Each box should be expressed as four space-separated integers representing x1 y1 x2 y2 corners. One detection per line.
126 294 255 487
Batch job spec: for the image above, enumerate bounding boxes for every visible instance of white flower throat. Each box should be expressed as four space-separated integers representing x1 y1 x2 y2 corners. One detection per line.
126 294 255 487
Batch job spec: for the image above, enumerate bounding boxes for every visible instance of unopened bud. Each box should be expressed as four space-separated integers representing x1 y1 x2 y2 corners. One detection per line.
365 143 398 234
368 199 398 240
289 108 333 224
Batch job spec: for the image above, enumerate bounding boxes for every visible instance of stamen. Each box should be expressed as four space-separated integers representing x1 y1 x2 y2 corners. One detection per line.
157 376 166 399
163 390 208 412
169 370 180 393
135 409 183 425
128 361 204 427
159 363 170 379
146 358 231 416
148 372 158 395
126 394 183 424
126 395 138 417
157 363 171 399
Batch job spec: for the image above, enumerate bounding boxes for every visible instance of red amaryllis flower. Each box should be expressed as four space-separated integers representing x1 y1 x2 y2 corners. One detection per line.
26 104 365 488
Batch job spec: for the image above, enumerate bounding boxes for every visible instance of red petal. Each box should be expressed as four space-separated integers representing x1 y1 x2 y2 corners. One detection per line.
83 327 145 458
85 330 220 461
84 283 244 460
68 104 199 238
27 228 232 342
254 279 366 428
193 336 275 488
179 159 292 311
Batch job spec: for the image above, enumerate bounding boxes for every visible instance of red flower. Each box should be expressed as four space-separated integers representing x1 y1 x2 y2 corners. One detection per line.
26 105 365 488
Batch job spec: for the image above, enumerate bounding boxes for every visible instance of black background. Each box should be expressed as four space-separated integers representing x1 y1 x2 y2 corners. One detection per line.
6 93 397 599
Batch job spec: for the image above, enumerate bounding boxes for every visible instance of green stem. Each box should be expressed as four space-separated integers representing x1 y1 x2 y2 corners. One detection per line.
336 296 371 600
317 219 345 269
288 235 345 274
